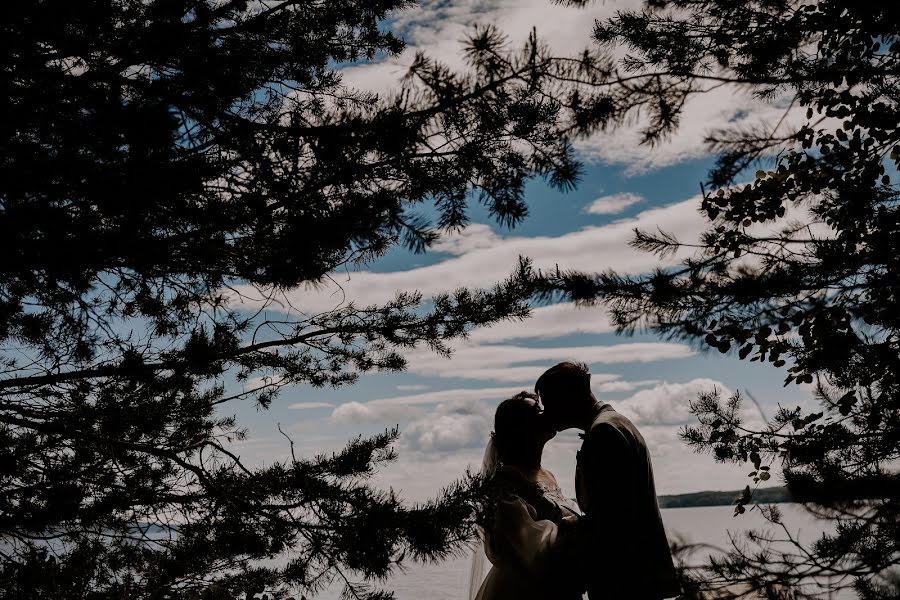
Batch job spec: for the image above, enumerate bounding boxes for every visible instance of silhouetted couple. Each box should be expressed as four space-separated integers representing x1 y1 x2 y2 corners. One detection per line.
467 362 679 600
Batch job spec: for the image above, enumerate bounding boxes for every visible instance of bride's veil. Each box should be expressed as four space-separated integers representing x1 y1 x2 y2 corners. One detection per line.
465 434 500 600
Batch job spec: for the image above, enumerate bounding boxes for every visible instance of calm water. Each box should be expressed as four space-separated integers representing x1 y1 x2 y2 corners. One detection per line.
311 503 853 600
1 504 850 598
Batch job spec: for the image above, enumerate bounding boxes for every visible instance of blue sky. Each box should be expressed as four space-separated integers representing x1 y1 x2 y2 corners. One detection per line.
225 0 814 502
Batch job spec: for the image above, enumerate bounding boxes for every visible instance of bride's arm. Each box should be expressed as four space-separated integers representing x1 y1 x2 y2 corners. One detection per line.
560 513 580 526
491 496 586 595
493 496 558 571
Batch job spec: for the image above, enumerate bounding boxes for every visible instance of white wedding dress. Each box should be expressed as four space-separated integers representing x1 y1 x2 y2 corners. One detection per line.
466 440 583 600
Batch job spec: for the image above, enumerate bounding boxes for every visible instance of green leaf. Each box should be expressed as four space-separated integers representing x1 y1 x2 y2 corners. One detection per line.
750 452 761 469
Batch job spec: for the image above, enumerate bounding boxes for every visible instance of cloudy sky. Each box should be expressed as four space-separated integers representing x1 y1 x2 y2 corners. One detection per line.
228 0 814 504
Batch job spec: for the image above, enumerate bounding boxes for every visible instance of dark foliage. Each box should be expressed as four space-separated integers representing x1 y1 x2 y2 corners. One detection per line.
537 1 900 598
0 1 630 598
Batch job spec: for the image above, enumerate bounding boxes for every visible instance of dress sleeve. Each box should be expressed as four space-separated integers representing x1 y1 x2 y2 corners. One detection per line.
488 495 559 575
488 495 587 595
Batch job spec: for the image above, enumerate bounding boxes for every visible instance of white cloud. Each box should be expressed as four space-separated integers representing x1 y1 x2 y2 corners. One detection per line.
467 302 614 343
397 384 430 391
584 192 644 215
330 386 524 423
415 365 553 383
358 386 525 408
575 90 803 175
393 0 643 59
336 0 797 178
593 378 660 393
616 378 731 427
286 401 334 410
244 375 285 389
330 401 402 423
430 223 500 256
404 341 695 381
230 195 707 315
340 0 632 91
373 448 486 501
404 413 487 452
613 378 774 433
549 379 775 495
633 423 767 495
400 397 493 453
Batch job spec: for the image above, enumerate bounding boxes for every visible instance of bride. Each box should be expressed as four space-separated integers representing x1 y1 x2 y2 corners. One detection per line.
467 392 584 600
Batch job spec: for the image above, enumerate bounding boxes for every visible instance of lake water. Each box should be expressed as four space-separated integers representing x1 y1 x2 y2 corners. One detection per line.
310 503 853 600
1 504 851 598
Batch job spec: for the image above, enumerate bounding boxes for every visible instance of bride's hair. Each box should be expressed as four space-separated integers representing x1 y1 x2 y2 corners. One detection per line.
492 391 541 464
469 392 542 600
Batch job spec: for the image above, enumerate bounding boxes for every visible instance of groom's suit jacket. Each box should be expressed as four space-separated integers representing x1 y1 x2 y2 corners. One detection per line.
575 403 680 600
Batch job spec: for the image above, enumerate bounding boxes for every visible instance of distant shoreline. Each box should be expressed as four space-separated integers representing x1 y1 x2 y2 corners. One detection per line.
658 486 791 509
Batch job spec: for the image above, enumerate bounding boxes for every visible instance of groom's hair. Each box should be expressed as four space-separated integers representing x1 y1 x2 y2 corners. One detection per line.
535 361 591 400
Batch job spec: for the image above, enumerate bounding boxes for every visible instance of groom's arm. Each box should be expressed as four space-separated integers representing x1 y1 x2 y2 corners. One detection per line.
583 422 637 570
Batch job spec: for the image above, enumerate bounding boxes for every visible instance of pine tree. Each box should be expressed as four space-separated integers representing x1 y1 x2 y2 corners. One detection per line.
541 1 900 598
0 1 621 598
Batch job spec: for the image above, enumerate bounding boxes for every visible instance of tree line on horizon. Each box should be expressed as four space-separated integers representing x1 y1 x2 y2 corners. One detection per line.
2 1 898 599
657 487 791 510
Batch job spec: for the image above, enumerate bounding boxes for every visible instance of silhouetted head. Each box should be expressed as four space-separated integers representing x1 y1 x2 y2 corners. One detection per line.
492 391 555 466
534 361 596 432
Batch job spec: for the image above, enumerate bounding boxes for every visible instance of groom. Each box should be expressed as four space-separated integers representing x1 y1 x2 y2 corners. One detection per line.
535 362 680 600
